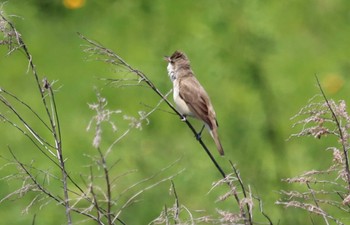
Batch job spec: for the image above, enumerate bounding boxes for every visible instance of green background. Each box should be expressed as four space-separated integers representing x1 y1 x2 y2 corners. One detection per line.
0 0 349 224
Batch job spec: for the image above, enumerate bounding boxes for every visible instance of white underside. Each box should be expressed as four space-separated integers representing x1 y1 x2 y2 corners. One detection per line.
173 81 194 116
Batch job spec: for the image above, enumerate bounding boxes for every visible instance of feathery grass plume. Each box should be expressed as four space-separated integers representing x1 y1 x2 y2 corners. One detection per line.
278 78 350 225
87 90 122 148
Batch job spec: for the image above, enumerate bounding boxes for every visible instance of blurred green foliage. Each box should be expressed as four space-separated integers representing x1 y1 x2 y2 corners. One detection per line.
0 0 350 224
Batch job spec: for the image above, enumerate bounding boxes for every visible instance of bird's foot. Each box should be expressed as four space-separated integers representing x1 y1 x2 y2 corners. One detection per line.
180 115 187 122
195 125 206 140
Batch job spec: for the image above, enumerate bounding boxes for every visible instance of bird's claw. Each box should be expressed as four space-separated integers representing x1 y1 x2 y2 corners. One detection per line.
195 132 201 140
195 125 206 140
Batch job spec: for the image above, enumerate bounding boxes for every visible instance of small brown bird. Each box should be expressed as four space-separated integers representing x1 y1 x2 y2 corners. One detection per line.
164 50 224 155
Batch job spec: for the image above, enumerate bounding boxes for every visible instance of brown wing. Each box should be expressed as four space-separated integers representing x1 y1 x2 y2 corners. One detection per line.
179 76 214 129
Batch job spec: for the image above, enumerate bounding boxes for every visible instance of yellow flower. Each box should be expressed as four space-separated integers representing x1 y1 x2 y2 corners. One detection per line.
322 73 344 94
63 0 85 9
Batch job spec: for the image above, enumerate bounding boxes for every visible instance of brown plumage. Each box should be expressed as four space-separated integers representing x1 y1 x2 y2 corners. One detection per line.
165 50 224 155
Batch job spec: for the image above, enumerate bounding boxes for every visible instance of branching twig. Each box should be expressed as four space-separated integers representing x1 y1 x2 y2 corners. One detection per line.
306 182 330 225
171 180 180 224
230 161 253 225
97 147 112 225
88 167 104 225
0 12 72 223
112 169 185 223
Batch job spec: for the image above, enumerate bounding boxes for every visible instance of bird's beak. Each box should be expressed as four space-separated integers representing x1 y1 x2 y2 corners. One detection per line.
163 56 171 62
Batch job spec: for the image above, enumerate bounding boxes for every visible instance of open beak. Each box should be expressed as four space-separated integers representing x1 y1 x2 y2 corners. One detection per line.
163 56 171 62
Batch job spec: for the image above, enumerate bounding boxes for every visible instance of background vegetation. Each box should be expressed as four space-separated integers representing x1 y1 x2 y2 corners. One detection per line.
0 0 349 224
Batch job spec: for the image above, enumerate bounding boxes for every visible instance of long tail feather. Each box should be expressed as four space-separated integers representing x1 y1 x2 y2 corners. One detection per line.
209 126 224 156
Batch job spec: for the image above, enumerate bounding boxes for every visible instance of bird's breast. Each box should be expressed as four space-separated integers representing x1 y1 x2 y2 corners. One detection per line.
173 81 194 116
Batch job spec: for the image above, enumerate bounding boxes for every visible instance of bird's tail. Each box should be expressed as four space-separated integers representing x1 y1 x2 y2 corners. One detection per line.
209 126 224 156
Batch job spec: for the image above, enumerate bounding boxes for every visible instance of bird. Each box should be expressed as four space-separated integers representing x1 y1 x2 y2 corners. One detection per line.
164 50 224 155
